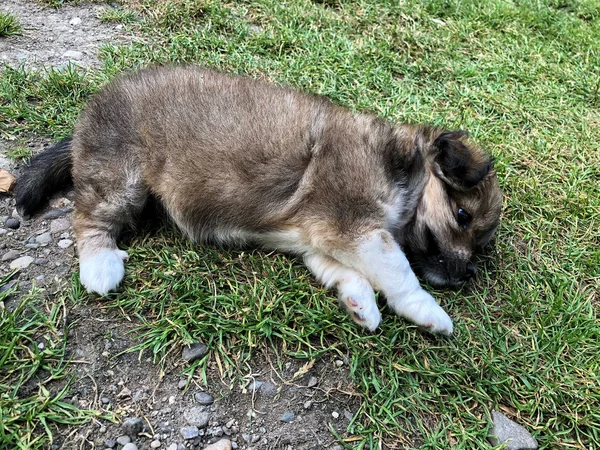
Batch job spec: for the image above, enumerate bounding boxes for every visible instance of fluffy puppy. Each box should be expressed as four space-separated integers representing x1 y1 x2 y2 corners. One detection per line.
16 66 502 335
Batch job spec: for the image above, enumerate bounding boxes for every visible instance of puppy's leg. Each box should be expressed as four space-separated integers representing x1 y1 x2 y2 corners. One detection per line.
303 253 381 331
74 170 147 296
330 230 453 335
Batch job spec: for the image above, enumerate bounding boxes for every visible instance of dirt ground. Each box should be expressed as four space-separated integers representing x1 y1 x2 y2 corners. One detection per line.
0 1 361 449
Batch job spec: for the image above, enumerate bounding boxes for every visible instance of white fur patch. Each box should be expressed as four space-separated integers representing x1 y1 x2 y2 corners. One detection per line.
391 289 453 335
80 249 128 296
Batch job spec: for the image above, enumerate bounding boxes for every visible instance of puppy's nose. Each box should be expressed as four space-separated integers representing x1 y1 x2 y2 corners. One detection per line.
464 261 476 280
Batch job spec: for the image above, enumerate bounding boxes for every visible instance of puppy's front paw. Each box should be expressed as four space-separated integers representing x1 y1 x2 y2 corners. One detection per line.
392 290 454 336
338 276 381 331
80 249 128 296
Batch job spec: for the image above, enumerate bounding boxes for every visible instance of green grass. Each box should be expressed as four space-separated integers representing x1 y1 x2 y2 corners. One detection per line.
0 11 22 36
1 0 599 448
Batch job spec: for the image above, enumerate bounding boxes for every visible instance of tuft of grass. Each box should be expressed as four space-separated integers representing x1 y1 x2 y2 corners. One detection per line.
0 11 22 36
0 284 105 449
1 0 599 447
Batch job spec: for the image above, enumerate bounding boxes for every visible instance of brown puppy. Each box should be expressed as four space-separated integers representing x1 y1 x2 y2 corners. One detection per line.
16 66 502 335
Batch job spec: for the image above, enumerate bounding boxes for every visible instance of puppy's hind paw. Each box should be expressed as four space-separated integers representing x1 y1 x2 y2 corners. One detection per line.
80 249 128 296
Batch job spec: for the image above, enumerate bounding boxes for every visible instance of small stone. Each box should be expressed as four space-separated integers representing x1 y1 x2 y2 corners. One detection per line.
150 440 161 448
247 380 262 392
279 411 295 423
332 411 340 419
2 250 19 262
180 426 200 440
62 50 84 60
104 439 116 448
182 342 208 362
204 439 232 450
35 274 45 284
58 239 73 249
69 17 82 26
0 228 7 235
194 392 214 405
101 397 111 404
334 359 344 367
25 243 39 249
230 443 238 450
259 381 278 397
184 407 210 428
42 208 72 220
167 445 178 450
36 232 53 245
50 218 70 234
35 258 49 265
168 395 176 404
178 379 187 390
489 411 538 450
344 410 354 421
122 417 144 436
5 218 20 229
116 436 131 445
303 400 312 409
10 256 34 270
122 444 138 450
307 376 318 388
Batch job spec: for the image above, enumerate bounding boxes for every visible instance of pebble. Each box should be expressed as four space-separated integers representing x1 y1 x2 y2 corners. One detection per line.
5 218 20 229
122 417 144 436
0 228 7 235
332 411 340 419
307 376 318 388
36 232 53 245
334 359 344 367
63 50 84 60
167 445 178 450
247 380 262 392
25 243 39 249
116 436 131 445
35 258 49 265
101 397 111 404
180 426 200 440
259 381 278 397
182 342 208 362
10 256 34 270
178 379 187 390
279 411 295 423
50 218 70 234
42 208 72 220
489 411 538 450
2 250 19 262
58 239 73 249
122 444 138 450
203 439 232 450
184 407 210 428
104 439 116 448
303 400 312 409
69 17 82 26
150 440 161 448
195 392 214 405
231 442 238 449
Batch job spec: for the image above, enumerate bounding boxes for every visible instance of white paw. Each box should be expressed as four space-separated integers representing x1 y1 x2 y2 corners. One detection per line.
393 290 454 336
338 275 381 331
80 249 128 296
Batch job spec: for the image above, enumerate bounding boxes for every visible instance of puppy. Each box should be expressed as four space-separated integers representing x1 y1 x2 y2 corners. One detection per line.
15 66 502 335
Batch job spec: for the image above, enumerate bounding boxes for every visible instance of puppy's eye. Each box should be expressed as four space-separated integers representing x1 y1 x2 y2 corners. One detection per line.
457 208 471 229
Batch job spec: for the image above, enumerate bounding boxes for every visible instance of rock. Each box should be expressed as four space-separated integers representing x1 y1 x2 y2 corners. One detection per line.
180 426 200 440
62 50 84 60
42 208 72 220
50 218 70 234
116 436 131 445
122 444 138 450
69 17 82 26
247 380 262 392
184 407 210 428
150 440 161 448
203 439 232 450
101 397 111 404
279 411 295 423
259 381 278 397
230 442 238 449
35 258 49 265
489 411 538 450
25 243 40 249
332 411 340 419
5 218 20 229
303 400 312 409
58 239 73 249
167 445 178 450
178 379 187 390
10 256 34 270
307 376 318 388
36 232 53 245
122 417 144 436
182 342 208 362
104 439 116 448
0 228 7 236
194 392 214 405
334 359 344 367
2 250 20 262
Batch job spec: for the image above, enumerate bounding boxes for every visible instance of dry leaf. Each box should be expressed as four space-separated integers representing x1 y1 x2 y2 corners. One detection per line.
291 359 315 381
0 169 16 193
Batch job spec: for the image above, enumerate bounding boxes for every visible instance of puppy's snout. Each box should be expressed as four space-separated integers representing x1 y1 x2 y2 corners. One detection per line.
463 261 476 280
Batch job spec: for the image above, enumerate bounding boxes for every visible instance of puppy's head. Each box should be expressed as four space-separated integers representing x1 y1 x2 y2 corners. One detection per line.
404 129 502 288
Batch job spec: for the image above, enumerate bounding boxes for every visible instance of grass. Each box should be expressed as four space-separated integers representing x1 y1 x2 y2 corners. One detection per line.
1 0 599 448
0 11 21 37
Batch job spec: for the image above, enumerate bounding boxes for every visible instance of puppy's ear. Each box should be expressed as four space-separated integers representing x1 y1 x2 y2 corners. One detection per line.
432 130 492 189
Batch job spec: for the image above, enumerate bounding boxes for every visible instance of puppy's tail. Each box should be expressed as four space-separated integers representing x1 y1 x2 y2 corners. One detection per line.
15 137 73 218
